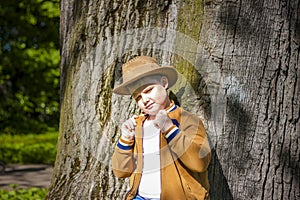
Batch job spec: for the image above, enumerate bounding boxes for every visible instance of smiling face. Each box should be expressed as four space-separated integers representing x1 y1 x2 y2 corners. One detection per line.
132 76 170 119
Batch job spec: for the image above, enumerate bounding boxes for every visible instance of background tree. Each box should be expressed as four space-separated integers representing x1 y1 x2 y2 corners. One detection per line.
48 0 299 199
0 0 60 134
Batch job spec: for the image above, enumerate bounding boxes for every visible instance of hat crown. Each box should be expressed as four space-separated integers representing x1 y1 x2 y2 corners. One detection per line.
123 56 157 68
122 56 160 82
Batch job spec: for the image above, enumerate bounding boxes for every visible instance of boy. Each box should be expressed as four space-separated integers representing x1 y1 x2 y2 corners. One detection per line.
112 56 211 200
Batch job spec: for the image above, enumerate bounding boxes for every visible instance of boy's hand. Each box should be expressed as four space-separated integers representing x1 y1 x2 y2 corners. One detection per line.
153 110 173 132
121 115 138 140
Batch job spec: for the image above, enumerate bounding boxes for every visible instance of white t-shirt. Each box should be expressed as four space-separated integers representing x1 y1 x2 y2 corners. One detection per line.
138 119 161 199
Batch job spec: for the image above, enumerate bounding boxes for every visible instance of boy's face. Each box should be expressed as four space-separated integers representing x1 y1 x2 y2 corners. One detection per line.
132 76 170 117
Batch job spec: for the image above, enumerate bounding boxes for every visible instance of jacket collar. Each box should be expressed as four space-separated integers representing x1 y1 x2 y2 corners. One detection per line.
165 101 177 113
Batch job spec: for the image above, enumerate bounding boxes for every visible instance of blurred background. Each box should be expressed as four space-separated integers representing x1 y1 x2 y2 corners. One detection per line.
0 0 60 198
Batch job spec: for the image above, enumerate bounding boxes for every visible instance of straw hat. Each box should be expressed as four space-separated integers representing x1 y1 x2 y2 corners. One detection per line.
113 56 178 95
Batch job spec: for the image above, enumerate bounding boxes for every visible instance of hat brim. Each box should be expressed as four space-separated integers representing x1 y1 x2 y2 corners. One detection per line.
113 66 178 95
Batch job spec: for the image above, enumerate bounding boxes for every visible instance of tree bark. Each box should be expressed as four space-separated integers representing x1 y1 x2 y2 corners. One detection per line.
200 0 300 199
47 0 300 199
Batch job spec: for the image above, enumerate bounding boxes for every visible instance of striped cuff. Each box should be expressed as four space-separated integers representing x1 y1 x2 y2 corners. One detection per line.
117 136 134 150
164 125 180 143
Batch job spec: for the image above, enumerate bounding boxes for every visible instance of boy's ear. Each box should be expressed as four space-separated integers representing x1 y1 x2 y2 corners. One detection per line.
161 76 169 89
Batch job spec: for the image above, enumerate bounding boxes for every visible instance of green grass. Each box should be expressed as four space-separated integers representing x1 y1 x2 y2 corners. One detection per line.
0 131 58 164
0 185 47 200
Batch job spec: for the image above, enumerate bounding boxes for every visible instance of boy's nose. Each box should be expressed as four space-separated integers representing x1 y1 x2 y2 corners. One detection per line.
141 94 149 104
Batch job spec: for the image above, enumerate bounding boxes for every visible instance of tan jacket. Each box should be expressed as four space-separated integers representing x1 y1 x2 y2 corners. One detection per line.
112 103 211 200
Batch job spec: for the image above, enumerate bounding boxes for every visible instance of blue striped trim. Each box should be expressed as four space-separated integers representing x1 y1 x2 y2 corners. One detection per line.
117 142 133 150
171 119 180 127
166 128 180 143
167 104 177 112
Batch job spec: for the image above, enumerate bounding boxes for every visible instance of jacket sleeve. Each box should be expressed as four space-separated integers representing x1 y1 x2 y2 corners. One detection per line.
163 111 211 173
111 136 136 178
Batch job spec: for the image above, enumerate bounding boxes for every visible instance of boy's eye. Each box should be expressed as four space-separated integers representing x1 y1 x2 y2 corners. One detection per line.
135 95 142 102
133 86 155 101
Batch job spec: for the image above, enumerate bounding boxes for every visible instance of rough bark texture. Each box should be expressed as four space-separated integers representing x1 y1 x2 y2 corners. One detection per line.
47 0 299 199
200 0 300 199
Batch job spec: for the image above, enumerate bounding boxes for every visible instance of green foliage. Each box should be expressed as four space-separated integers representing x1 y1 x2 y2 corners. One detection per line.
0 131 58 164
0 0 60 134
0 185 47 200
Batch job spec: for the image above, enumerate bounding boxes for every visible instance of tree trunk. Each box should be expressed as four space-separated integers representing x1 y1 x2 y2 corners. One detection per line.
200 0 300 199
47 0 299 199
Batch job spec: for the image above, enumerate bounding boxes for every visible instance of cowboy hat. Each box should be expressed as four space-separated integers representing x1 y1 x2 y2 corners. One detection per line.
113 56 178 95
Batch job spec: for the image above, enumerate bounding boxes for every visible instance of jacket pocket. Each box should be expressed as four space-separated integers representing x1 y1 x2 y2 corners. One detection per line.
185 182 209 200
180 172 208 200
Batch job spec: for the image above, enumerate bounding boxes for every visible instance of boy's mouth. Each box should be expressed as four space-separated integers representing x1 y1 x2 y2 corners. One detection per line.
145 103 154 109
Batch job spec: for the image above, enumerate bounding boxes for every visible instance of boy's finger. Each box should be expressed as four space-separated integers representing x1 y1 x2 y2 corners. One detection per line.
130 116 137 125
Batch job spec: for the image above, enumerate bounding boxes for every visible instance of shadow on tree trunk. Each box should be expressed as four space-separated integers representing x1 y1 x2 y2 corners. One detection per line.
208 149 234 200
